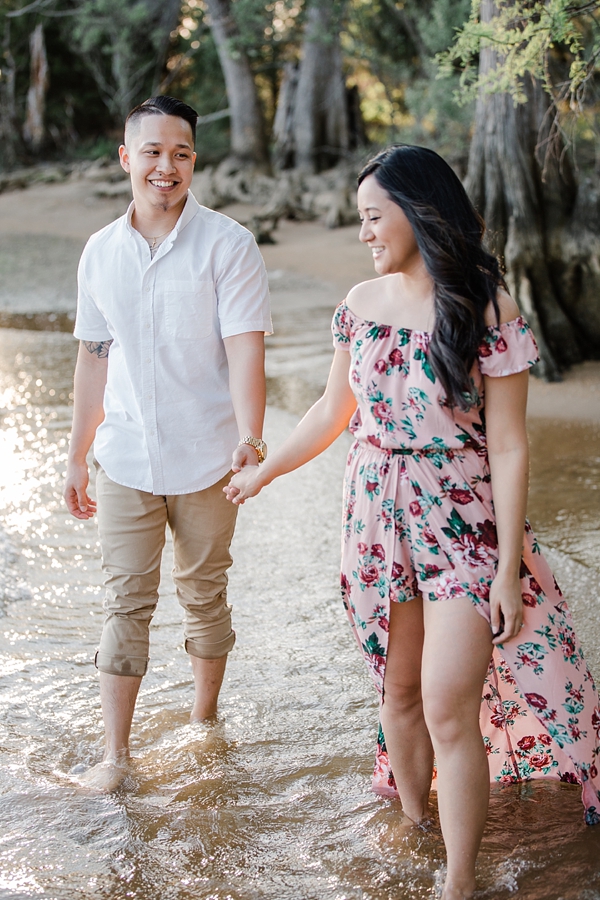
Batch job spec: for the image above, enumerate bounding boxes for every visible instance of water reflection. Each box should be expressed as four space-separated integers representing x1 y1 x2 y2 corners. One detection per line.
0 327 599 899
528 419 600 568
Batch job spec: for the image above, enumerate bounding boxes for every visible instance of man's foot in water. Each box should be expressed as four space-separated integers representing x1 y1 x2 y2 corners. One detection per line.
75 750 130 792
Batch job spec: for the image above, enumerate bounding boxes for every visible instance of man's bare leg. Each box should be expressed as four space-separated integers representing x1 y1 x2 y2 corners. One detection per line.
99 672 142 756
190 654 227 721
78 672 141 791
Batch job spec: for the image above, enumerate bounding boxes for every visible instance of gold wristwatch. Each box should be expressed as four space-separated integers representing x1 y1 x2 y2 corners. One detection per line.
238 436 267 464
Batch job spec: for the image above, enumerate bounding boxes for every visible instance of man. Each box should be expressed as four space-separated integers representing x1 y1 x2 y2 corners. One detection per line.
63 96 271 790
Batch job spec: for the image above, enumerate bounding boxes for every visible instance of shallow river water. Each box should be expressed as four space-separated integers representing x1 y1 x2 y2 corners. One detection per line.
0 325 599 900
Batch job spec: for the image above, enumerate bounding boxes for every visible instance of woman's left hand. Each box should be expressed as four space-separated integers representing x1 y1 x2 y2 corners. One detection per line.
223 465 264 505
489 572 524 645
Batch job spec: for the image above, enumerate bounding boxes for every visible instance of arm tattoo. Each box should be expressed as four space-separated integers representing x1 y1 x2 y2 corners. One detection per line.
83 339 113 358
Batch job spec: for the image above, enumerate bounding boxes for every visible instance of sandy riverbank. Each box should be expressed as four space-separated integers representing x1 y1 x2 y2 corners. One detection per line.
0 177 598 422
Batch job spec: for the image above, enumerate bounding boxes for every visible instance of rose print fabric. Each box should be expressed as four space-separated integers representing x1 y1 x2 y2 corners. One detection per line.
332 301 600 824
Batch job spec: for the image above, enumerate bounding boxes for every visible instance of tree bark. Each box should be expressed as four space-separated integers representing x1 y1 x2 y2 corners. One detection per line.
0 19 22 169
292 0 349 173
204 0 269 170
272 61 298 171
23 23 49 153
464 0 600 377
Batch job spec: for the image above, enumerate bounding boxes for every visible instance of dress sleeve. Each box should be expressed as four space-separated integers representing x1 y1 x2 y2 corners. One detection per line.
331 301 352 350
478 317 539 377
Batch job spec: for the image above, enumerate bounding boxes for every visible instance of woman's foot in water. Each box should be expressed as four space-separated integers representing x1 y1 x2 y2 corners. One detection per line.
402 803 435 830
440 876 476 900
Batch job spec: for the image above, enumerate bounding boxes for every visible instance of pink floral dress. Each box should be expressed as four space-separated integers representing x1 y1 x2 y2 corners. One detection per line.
332 301 600 824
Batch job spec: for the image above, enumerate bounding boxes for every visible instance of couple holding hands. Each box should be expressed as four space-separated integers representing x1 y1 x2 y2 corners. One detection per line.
64 95 600 900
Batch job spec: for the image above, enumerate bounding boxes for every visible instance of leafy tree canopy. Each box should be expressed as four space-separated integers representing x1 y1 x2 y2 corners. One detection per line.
439 0 600 110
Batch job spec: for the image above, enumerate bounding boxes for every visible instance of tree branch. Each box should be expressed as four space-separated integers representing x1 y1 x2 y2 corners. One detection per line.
7 0 56 18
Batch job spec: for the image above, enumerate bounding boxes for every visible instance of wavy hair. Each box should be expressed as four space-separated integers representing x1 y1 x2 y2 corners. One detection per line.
358 145 505 410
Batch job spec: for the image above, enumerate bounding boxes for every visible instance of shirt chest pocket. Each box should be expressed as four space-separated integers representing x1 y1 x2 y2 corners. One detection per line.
161 280 214 340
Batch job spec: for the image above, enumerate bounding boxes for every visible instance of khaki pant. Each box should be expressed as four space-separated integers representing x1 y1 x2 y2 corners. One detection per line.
94 466 238 677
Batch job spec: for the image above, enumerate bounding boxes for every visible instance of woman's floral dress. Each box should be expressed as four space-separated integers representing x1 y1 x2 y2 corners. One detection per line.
332 301 600 824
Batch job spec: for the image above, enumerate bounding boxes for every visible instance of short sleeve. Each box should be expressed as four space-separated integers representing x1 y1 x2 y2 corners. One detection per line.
478 317 539 377
216 232 273 338
73 242 112 342
332 301 352 350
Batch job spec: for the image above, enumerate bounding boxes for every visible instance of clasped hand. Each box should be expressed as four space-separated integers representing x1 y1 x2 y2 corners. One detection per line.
224 442 265 504
223 465 262 505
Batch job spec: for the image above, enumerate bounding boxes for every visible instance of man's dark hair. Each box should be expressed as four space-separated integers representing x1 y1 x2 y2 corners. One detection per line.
125 96 198 144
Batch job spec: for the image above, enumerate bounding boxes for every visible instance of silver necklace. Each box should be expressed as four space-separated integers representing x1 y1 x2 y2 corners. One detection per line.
142 228 172 250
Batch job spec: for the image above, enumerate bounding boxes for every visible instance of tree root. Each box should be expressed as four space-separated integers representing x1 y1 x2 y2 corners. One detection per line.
191 157 359 243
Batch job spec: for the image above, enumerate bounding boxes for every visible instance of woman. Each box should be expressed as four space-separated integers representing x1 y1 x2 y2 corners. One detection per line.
224 146 600 900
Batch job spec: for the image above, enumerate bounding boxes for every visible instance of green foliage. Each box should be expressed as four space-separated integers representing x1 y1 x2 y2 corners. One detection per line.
43 15 113 149
439 0 600 107
0 1 95 166
0 0 476 170
414 0 473 56
345 0 473 170
66 0 179 121
0 0 181 162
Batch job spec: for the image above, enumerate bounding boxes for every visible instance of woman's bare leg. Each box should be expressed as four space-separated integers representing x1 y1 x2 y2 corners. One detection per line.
380 596 434 823
421 596 493 900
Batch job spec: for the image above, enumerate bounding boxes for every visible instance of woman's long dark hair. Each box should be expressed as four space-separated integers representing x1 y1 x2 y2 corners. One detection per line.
357 145 505 410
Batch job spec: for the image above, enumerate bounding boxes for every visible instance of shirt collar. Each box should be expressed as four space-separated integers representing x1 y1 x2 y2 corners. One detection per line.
125 189 200 242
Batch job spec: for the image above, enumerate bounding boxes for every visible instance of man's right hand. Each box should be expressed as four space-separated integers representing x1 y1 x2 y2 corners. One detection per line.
63 461 97 519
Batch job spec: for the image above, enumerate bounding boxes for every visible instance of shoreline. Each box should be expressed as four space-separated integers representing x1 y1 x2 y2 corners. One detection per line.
0 179 599 424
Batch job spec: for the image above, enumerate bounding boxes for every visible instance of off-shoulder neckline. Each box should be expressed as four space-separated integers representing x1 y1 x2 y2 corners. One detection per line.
338 300 526 336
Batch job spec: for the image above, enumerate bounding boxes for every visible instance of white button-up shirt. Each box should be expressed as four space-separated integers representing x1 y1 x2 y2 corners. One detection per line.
74 191 272 495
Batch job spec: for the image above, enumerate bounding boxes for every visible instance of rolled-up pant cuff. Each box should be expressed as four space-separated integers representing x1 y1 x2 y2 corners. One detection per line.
95 650 149 677
185 630 236 660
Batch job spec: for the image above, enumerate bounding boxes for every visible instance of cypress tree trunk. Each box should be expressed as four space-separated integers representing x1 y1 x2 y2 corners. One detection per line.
465 0 600 377
292 0 349 173
205 0 269 169
23 24 49 153
272 61 298 171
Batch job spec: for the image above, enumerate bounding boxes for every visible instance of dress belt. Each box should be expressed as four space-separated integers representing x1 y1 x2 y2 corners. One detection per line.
356 442 479 458
388 447 451 457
